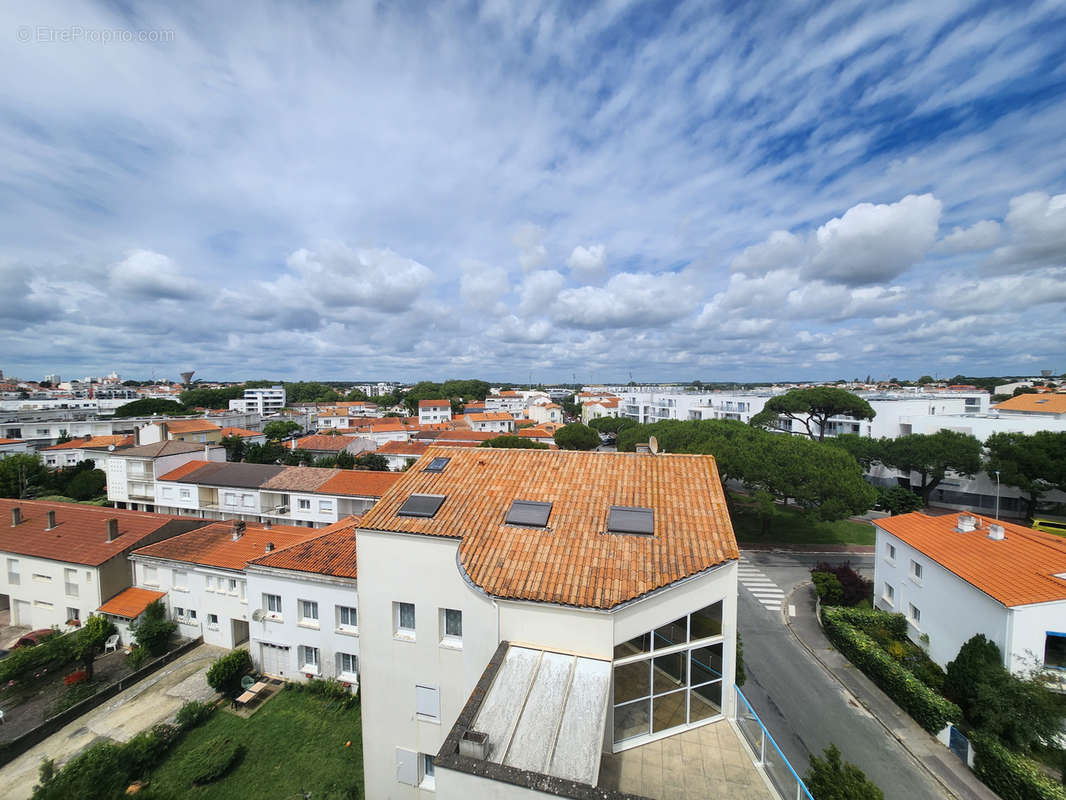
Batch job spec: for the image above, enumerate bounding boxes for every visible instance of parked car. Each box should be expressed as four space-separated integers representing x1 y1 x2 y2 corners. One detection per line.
13 629 59 648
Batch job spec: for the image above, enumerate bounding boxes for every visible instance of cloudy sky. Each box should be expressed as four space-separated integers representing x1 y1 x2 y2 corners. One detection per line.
3 1 1065 384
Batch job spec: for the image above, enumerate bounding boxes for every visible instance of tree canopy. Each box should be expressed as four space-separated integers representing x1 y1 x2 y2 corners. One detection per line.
881 430 982 504
587 416 638 434
749 388 876 441
401 380 491 415
479 436 550 449
111 398 187 417
804 744 884 800
553 423 602 451
263 420 301 440
985 431 1066 517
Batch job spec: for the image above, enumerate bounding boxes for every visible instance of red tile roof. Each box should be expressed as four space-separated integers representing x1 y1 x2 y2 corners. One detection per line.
993 394 1066 414
98 587 166 619
0 439 24 445
419 399 450 408
296 434 357 451
466 412 514 422
377 441 431 456
419 430 499 443
219 427 263 438
132 522 319 571
315 470 403 497
0 500 198 566
876 513 1066 607
41 435 133 451
163 419 222 434
248 517 358 578
157 460 212 482
356 447 738 609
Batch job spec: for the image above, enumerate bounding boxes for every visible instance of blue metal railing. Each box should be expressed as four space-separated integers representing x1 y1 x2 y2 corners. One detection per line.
734 686 815 800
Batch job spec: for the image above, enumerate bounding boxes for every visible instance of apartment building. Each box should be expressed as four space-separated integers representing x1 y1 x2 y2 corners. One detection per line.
484 391 527 417
463 412 515 434
40 435 133 469
0 438 30 457
138 419 224 444
418 400 452 426
0 500 206 630
106 441 226 512
354 447 740 798
229 385 286 415
527 402 563 425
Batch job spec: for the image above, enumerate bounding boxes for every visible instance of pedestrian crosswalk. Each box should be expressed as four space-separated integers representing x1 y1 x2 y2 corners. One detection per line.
738 558 785 612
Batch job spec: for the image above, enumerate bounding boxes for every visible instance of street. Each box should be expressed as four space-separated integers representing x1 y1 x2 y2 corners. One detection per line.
737 550 950 800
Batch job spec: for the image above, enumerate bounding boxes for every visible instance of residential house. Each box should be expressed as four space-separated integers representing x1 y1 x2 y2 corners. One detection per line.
0 438 30 457
130 520 319 648
376 441 431 471
245 517 361 684
106 441 226 512
992 393 1066 420
219 427 267 446
293 434 376 460
516 426 559 446
582 397 621 424
527 402 563 425
97 587 167 645
463 412 515 434
355 447 739 798
0 499 206 631
484 391 526 417
874 512 1066 675
138 419 224 445
413 430 496 446
39 435 133 469
418 400 453 426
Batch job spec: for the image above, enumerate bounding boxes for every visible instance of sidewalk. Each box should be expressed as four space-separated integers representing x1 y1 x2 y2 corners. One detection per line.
786 583 998 800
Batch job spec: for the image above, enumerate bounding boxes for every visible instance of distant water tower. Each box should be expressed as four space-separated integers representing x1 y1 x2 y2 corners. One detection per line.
180 370 196 388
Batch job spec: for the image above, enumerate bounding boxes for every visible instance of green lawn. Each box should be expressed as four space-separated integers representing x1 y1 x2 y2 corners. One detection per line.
148 689 363 799
728 494 875 546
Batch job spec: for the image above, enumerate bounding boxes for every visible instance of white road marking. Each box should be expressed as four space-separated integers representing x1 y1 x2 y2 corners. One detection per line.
738 557 788 614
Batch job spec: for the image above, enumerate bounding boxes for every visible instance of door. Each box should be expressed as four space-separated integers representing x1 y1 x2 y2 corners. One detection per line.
231 619 249 646
13 599 30 626
260 642 289 676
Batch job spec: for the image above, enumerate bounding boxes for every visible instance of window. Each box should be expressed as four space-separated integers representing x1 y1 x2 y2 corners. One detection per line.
34 600 53 608
207 613 219 627
337 605 358 631
885 542 896 562
224 492 236 506
174 606 185 619
179 488 191 499
229 578 239 595
241 494 255 509
416 684 440 721
239 581 246 601
607 506 655 535
64 568 78 597
440 608 462 647
395 602 416 640
264 594 282 615
1044 633 1066 669
397 494 446 518
882 583 895 606
173 570 188 591
339 652 358 677
299 600 319 626
318 500 333 512
67 607 80 623
420 753 436 790
6 557 18 585
300 645 319 672
298 498 311 510
908 603 921 626
910 560 923 581
505 500 552 528
396 748 418 786
143 565 158 586
187 609 197 621
33 573 52 583
424 456 450 472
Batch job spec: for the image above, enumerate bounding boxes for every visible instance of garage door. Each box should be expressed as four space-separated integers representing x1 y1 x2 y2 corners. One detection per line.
260 642 290 676
13 599 30 626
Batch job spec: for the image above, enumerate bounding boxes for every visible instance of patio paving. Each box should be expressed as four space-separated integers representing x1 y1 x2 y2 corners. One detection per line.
598 720 776 800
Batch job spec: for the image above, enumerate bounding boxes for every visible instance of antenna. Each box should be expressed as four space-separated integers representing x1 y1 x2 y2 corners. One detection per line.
649 436 659 455
251 609 266 622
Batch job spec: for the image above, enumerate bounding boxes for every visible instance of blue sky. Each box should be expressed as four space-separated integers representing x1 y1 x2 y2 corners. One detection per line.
2 0 1065 384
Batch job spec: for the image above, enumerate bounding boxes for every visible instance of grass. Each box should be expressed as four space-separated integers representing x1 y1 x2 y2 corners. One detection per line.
146 688 363 799
729 493 875 546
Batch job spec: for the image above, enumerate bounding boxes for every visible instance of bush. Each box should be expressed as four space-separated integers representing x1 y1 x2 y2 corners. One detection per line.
123 724 179 778
875 485 924 516
300 677 358 709
131 600 177 656
945 634 1003 722
49 681 98 717
126 645 150 671
64 669 88 686
813 561 872 606
811 571 844 605
206 649 253 696
971 732 1066 800
821 606 960 732
0 630 72 684
183 736 245 785
175 699 215 730
553 423 602 451
805 743 884 799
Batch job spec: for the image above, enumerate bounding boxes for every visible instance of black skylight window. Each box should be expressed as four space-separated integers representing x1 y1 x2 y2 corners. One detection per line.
397 494 446 518
505 500 552 528
424 457 451 473
607 505 655 535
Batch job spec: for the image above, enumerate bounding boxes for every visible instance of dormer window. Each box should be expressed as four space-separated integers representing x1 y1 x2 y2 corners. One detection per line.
608 506 654 535
505 500 552 528
397 494 446 518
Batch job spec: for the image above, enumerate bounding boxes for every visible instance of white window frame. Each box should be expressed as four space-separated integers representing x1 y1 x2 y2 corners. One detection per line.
882 582 895 606
207 613 219 628
174 606 185 619
7 557 19 586
420 752 436 790
440 608 462 649
299 599 319 628
300 645 320 674
885 541 896 564
338 651 358 678
64 568 78 597
337 605 358 633
415 684 440 721
66 606 80 623
908 602 921 627
143 565 158 587
173 569 188 592
264 593 283 618
297 498 311 510
910 559 923 583
318 500 333 512
394 602 416 641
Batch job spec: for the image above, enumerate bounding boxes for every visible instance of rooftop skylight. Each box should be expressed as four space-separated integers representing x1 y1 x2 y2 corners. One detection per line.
424 457 451 473
607 505 655 535
397 494 446 518
505 500 552 528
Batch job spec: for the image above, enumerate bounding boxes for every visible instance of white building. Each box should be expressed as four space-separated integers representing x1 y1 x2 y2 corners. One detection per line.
40 435 133 469
418 400 452 426
354 446 740 799
130 520 320 649
245 518 361 686
0 499 206 631
873 512 1066 675
582 397 621 424
527 402 563 425
229 385 286 415
375 441 431 471
484 391 526 417
106 441 226 512
0 438 30 457
463 412 515 433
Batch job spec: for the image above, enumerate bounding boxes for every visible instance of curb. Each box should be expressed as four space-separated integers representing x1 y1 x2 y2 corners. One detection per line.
784 583 963 800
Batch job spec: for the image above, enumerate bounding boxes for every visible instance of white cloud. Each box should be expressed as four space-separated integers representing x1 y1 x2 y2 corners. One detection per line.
730 230 806 274
935 220 1001 254
513 223 548 273
552 271 699 329
566 244 607 276
518 270 566 315
460 260 511 312
108 250 202 300
989 192 1066 271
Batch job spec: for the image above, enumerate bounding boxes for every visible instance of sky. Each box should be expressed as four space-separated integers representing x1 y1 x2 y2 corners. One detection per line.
2 1 1066 385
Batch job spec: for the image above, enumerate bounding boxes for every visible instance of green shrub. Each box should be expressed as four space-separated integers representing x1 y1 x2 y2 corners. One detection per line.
183 736 245 785
123 724 179 778
205 649 253 696
971 732 1066 800
49 680 98 717
126 645 150 671
175 699 215 730
0 630 73 684
811 571 844 605
131 600 177 656
31 741 127 800
821 606 960 733
805 743 884 799
301 677 358 709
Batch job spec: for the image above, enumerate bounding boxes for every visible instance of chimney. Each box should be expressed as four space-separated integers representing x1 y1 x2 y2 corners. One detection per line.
46 510 56 530
265 542 275 553
232 520 246 541
106 518 119 542
159 422 168 440
204 445 210 460
263 519 272 530
460 730 489 760
956 514 976 532
988 524 1006 541
11 506 22 527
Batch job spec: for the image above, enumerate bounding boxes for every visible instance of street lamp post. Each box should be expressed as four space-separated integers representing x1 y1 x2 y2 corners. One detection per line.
994 470 1001 520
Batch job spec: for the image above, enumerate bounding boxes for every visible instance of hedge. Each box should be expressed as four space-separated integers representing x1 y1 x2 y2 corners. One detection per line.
205 649 253 696
970 732 1066 800
820 606 960 732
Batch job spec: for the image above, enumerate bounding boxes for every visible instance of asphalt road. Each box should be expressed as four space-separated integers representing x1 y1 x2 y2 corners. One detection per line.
737 550 950 800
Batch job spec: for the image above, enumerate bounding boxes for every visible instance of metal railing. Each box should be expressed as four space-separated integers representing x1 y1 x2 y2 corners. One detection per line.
734 686 814 800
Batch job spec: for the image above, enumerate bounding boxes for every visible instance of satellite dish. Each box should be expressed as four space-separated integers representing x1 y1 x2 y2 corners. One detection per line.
649 436 659 455
108 444 116 451
251 609 266 622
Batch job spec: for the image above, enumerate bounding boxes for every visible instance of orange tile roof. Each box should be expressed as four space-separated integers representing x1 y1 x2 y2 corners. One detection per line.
876 512 1066 607
98 587 166 619
377 441 431 456
466 412 514 422
41 435 133 451
518 427 555 438
248 517 358 578
356 447 738 609
993 394 1066 414
0 500 200 566
496 390 521 397
315 470 403 497
419 399 450 408
0 438 24 445
296 434 357 451
163 419 222 434
420 430 499 442
157 460 212 481
219 427 263 438
132 522 319 571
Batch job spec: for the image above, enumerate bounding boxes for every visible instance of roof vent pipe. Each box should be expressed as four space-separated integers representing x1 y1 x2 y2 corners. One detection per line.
46 510 56 530
460 730 489 760
232 520 246 541
11 507 22 527
988 524 1006 541
263 519 272 530
957 514 976 532
106 518 119 542
265 542 275 553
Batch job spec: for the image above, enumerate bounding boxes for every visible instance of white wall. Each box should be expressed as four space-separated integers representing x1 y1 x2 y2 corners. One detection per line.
435 767 562 799
0 553 103 629
1009 600 1066 674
